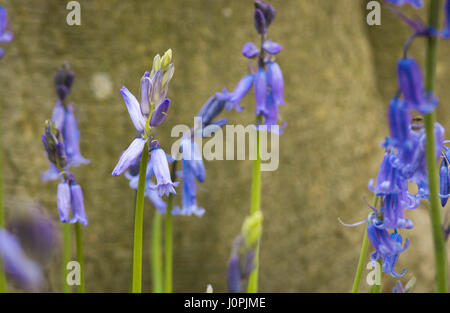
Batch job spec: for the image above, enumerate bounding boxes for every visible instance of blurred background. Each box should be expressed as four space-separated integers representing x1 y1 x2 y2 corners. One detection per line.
1 0 450 292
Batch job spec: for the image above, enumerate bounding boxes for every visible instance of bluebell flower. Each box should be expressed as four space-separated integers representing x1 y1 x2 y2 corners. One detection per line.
384 0 423 8
367 215 409 277
266 61 284 106
54 64 75 102
216 74 254 112
254 0 276 27
443 0 450 38
388 97 411 145
57 177 88 225
196 96 227 128
440 156 449 207
125 158 167 214
62 104 90 166
0 228 43 289
172 138 205 217
370 153 405 195
149 148 178 197
397 58 437 114
112 69 172 176
242 42 259 59
380 194 415 229
0 6 13 59
262 40 282 55
254 68 268 116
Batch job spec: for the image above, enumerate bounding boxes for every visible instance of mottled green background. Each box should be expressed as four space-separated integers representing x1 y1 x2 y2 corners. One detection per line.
1 0 450 292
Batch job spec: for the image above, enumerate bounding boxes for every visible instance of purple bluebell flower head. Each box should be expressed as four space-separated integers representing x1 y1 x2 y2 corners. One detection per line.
42 120 68 170
0 6 13 58
440 157 449 207
54 64 75 102
381 194 414 229
216 74 255 112
262 40 282 55
139 71 151 117
0 229 43 289
397 58 437 114
367 216 409 277
172 139 205 216
51 101 65 131
254 68 268 116
150 148 178 197
388 97 411 145
150 98 170 127
125 158 167 213
112 137 147 176
370 153 405 195
41 162 61 182
254 0 276 27
254 8 266 35
69 184 88 225
384 0 423 8
266 61 284 106
242 42 259 59
197 96 226 127
443 0 450 38
57 181 71 223
120 86 147 133
63 104 90 166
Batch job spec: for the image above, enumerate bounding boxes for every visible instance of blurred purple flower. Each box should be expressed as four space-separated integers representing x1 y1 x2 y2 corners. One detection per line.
0 6 13 59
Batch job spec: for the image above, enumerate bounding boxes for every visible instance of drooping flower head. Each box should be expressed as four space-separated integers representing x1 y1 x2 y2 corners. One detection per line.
218 1 285 134
0 6 13 59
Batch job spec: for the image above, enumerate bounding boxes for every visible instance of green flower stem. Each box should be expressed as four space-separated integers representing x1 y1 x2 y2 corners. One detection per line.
164 159 178 293
351 196 379 293
247 125 262 293
424 0 448 293
74 222 85 293
131 140 149 293
165 194 173 293
151 211 163 293
62 222 71 293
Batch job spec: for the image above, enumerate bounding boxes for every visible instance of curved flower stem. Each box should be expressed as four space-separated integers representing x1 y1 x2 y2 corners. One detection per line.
74 222 85 293
247 124 262 293
131 141 149 293
351 196 379 293
62 222 71 293
151 212 163 293
424 0 448 293
0 141 6 293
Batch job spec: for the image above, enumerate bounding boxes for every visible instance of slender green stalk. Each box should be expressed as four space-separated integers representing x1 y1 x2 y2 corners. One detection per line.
131 141 149 293
247 128 261 293
424 0 448 293
74 223 85 293
151 212 163 293
0 120 6 292
351 196 379 293
62 223 71 293
165 194 173 293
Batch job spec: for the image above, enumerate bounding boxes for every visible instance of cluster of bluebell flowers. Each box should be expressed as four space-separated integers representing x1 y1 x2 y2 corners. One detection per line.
0 6 13 59
113 49 178 199
42 65 90 182
42 120 88 225
217 0 285 134
348 0 450 279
